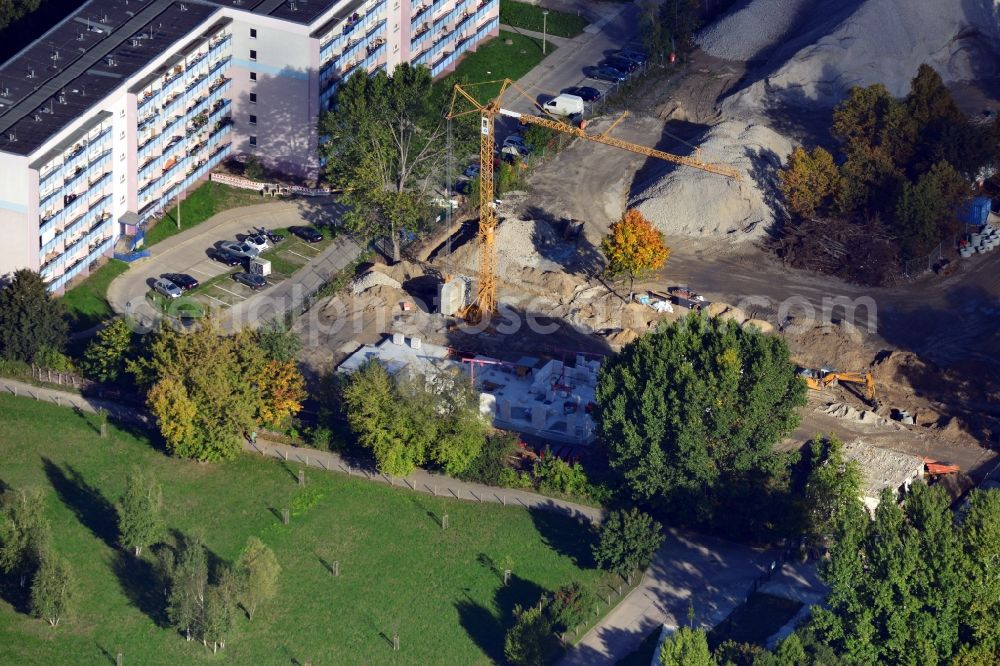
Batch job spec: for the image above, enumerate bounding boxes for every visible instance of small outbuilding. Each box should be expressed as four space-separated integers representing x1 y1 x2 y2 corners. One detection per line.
842 440 925 514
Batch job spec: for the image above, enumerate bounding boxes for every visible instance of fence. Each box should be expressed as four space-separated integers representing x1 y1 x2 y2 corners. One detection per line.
902 239 950 277
209 172 334 197
113 249 151 263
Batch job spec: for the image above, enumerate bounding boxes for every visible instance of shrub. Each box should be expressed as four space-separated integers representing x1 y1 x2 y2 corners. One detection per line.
550 582 599 633
458 432 518 485
534 451 590 496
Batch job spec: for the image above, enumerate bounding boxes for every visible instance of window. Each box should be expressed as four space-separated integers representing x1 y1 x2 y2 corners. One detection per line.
249 114 257 125
119 109 125 118
250 28 257 38
250 71 257 81
249 49 257 61
249 92 257 104
249 135 257 146
119 195 126 204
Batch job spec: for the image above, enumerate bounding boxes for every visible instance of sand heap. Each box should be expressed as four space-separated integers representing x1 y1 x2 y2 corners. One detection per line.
629 120 794 239
700 0 1000 111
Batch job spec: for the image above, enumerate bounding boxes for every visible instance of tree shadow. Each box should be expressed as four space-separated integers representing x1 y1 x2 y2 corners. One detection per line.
744 145 786 238
110 550 170 628
528 503 597 569
454 573 547 663
42 457 117 547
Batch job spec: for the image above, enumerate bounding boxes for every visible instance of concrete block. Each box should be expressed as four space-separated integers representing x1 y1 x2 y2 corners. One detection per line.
531 404 546 428
499 399 512 421
438 279 466 316
392 332 405 345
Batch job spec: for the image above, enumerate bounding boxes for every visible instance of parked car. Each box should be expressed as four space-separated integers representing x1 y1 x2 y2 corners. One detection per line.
603 56 639 73
543 94 586 117
233 271 267 290
613 48 648 65
244 233 270 252
464 164 480 178
584 66 627 83
153 277 182 299
210 248 243 266
221 240 260 259
289 225 324 243
562 86 602 102
254 226 285 243
502 134 531 151
162 273 199 290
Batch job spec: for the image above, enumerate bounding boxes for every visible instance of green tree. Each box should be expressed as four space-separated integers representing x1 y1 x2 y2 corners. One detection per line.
201 567 239 652
0 269 68 363
778 146 841 219
799 437 863 549
29 551 74 627
961 489 1000 649
320 64 459 262
894 160 968 259
0 486 51 587
243 154 264 181
255 319 302 363
167 535 208 641
130 319 304 461
236 536 280 621
550 582 598 633
644 0 700 57
773 633 808 666
80 318 133 382
595 314 806 517
504 602 558 666
832 84 915 215
593 508 664 581
116 468 163 556
659 626 714 666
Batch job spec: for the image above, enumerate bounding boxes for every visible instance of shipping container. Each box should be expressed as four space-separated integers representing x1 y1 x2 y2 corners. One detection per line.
959 196 992 227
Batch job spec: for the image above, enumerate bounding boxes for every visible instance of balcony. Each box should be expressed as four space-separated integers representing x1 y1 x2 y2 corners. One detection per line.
209 75 229 94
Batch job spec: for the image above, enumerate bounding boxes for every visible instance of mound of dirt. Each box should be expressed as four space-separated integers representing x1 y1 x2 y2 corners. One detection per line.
786 319 876 372
715 0 1000 111
629 120 793 239
351 270 402 295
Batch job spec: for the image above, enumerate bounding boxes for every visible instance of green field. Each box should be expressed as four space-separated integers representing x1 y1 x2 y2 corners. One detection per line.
60 259 130 332
443 30 555 103
0 395 609 664
143 182 266 248
500 0 588 38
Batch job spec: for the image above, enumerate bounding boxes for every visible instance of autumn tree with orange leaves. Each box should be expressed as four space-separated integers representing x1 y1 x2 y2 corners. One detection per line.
129 319 305 461
601 209 671 296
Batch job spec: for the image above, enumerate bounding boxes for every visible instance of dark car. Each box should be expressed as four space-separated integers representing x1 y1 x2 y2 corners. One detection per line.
289 225 324 243
614 48 648 65
210 248 243 266
603 56 639 73
562 86 601 102
584 66 627 83
233 272 267 290
162 273 199 290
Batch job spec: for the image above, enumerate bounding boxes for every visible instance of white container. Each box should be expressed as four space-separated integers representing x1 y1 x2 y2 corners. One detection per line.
960 247 973 258
971 233 982 244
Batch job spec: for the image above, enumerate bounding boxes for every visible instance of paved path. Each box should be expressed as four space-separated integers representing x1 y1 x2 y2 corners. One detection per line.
561 530 779 665
106 198 361 333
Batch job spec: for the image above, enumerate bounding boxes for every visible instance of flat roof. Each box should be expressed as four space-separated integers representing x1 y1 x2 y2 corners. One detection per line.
0 0 346 158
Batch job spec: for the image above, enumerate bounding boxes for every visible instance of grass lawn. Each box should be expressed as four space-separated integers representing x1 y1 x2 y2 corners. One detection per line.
143 182 267 248
500 0 588 38
708 592 803 648
60 259 130 332
0 395 613 664
441 30 555 103
146 290 206 320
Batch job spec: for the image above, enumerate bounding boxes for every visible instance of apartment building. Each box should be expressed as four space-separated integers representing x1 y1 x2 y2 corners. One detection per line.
0 0 499 291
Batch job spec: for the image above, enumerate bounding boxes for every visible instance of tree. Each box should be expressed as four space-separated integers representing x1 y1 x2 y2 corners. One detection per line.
0 269 68 363
799 437 863 549
595 314 806 518
80 318 133 382
167 535 208 641
255 319 301 363
29 551 74 627
773 633 808 666
341 361 487 477
893 160 968 259
320 64 457 262
601 209 671 296
593 508 664 580
550 582 598 633
243 154 264 181
235 536 280 621
201 568 239 652
778 146 841 219
659 626 714 666
130 319 305 461
961 489 1000 649
644 0 701 58
116 468 163 556
0 487 51 587
504 602 558 666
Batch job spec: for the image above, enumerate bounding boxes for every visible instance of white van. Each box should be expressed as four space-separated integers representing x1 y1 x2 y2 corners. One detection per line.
543 94 585 117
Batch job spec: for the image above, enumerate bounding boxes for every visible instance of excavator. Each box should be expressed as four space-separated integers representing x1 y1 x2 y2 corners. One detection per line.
799 366 876 403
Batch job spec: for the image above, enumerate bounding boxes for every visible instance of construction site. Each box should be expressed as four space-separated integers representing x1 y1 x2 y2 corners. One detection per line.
296 0 1000 493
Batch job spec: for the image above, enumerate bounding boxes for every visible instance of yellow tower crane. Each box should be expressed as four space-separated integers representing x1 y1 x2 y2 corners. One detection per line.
447 78 741 321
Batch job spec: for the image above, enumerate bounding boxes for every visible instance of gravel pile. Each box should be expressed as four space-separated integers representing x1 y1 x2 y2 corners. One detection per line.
713 0 1000 111
698 0 813 61
453 216 575 281
350 270 402 294
629 120 794 240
